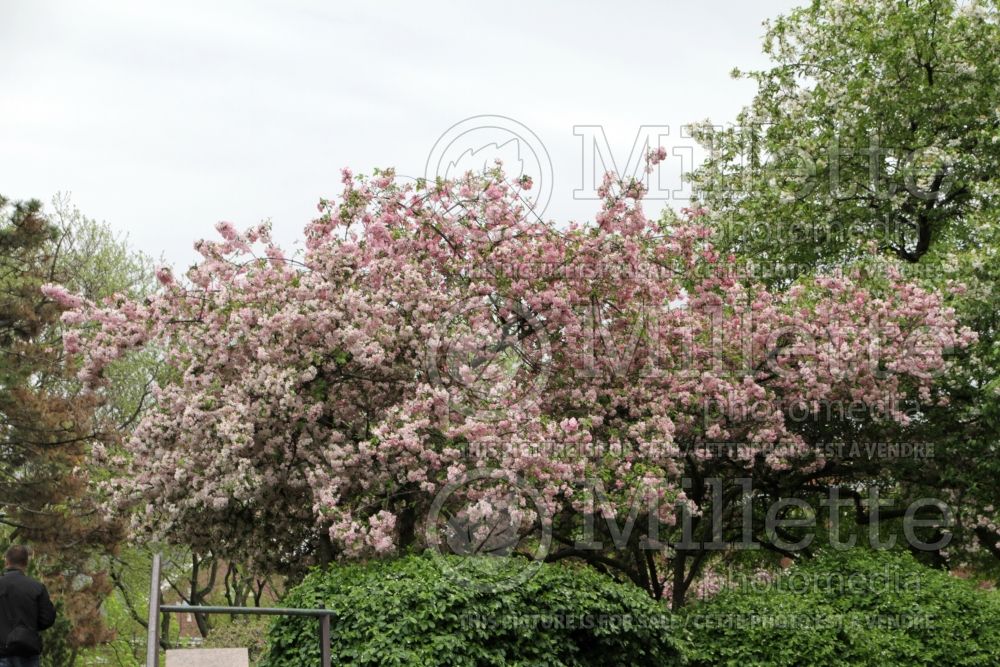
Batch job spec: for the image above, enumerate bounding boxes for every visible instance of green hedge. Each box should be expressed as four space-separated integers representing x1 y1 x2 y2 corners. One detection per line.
681 549 1000 666
261 554 683 667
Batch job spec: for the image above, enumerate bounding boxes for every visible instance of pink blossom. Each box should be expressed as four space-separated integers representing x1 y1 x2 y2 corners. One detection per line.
155 267 174 286
40 283 84 309
215 221 239 241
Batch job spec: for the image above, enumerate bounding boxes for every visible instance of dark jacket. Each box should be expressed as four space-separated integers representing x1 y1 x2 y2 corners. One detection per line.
0 568 56 656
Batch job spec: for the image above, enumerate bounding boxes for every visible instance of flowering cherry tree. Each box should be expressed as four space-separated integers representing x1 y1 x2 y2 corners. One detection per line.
50 156 973 604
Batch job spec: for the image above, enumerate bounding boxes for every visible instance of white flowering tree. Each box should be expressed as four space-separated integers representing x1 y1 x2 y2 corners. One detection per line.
691 0 1000 575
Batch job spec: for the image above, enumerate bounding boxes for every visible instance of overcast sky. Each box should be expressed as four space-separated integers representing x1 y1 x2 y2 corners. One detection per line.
1 0 802 269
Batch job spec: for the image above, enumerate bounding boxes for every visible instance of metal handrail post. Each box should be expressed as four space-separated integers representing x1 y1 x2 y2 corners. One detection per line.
319 605 331 667
146 553 162 667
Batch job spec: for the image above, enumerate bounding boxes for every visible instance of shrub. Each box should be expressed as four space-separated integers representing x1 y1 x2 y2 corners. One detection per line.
681 549 1000 666
261 554 683 667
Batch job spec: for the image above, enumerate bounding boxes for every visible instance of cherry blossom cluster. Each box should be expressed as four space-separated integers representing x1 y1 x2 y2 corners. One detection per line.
48 157 974 572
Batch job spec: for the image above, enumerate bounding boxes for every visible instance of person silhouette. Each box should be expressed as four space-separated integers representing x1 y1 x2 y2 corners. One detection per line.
0 546 56 667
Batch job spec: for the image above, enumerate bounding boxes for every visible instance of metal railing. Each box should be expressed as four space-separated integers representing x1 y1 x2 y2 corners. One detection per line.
146 554 332 667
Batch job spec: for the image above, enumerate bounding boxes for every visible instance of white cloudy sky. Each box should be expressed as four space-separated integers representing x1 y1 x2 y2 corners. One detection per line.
1 0 801 269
